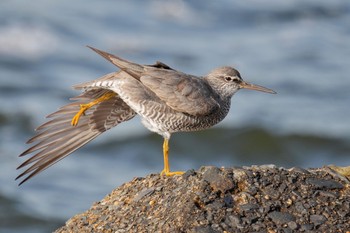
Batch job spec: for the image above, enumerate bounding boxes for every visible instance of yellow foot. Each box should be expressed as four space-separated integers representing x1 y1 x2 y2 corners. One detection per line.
71 92 116 126
160 170 185 176
161 138 184 176
71 104 90 126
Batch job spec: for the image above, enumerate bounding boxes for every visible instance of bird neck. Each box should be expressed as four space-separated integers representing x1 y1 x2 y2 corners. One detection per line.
204 77 236 100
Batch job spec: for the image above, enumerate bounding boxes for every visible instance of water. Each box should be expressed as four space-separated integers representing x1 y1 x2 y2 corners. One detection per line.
1 0 349 232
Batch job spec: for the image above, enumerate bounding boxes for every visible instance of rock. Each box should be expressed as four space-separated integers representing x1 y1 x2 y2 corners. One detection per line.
132 188 155 202
201 166 235 193
300 223 314 231
267 211 296 225
183 169 196 179
55 165 350 232
190 226 220 233
287 221 299 230
239 203 259 212
223 194 234 208
258 164 277 169
305 178 343 189
289 167 310 174
310 214 327 226
225 215 242 228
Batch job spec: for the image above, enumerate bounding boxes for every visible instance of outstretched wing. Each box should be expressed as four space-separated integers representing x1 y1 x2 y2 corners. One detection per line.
16 89 136 185
88 46 220 116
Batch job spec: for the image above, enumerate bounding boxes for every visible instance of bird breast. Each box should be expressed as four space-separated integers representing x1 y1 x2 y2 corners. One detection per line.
140 100 231 137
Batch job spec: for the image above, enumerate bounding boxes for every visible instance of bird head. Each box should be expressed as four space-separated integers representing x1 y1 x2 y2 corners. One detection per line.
205 66 276 99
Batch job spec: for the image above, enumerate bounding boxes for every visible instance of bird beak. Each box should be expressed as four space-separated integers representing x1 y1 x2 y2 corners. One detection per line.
239 81 277 94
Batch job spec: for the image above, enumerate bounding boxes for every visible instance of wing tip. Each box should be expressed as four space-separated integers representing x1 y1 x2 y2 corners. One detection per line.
86 45 111 60
15 172 27 186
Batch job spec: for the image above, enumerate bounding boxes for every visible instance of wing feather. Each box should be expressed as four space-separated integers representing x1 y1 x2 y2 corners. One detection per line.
140 70 220 116
17 89 136 185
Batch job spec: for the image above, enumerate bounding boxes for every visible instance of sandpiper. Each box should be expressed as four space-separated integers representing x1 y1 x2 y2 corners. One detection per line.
16 46 276 185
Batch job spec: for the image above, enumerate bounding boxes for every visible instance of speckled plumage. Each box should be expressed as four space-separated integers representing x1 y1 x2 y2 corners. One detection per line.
17 46 275 184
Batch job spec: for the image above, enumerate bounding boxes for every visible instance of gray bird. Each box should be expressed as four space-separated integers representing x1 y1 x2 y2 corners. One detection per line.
16 46 276 185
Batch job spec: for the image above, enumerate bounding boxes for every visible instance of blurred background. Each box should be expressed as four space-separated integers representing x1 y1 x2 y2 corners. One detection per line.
0 0 349 232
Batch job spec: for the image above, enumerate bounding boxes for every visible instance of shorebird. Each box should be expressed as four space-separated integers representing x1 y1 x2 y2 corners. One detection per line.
16 46 276 185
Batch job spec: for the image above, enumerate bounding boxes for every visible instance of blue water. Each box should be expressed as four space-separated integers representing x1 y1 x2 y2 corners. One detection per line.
1 0 350 232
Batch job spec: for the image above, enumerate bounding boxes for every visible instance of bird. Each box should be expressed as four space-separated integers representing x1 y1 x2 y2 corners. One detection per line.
16 46 276 185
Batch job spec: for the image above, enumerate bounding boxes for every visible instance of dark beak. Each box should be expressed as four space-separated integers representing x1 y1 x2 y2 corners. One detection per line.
239 81 276 94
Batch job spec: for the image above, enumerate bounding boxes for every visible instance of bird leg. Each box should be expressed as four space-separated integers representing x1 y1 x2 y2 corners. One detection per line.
71 92 116 126
160 138 185 176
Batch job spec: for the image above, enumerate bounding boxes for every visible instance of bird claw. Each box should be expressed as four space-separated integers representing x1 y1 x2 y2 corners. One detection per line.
71 104 89 126
71 92 116 126
160 170 185 176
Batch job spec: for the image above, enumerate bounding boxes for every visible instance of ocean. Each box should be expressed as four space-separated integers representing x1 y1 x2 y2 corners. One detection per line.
0 0 349 232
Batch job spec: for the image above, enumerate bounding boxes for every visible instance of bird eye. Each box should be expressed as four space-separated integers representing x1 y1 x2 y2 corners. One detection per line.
225 76 240 82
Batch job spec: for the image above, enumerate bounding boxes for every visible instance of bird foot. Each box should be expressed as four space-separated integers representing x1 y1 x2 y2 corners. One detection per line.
160 170 185 176
71 92 116 126
71 104 90 126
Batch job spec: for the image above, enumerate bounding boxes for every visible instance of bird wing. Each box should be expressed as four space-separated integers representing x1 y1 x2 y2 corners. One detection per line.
86 46 220 116
140 69 220 116
86 46 175 79
73 72 119 90
16 89 136 185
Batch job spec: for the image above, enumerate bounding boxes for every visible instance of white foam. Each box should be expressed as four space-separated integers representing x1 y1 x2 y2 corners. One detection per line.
0 23 59 59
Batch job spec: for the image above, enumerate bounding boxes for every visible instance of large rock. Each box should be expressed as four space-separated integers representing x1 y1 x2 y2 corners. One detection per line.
56 165 350 232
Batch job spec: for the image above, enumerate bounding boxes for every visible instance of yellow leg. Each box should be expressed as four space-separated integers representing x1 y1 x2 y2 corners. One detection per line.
71 92 116 126
160 138 184 176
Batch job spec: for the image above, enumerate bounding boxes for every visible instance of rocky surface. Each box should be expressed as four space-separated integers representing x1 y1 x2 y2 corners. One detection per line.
56 165 350 233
